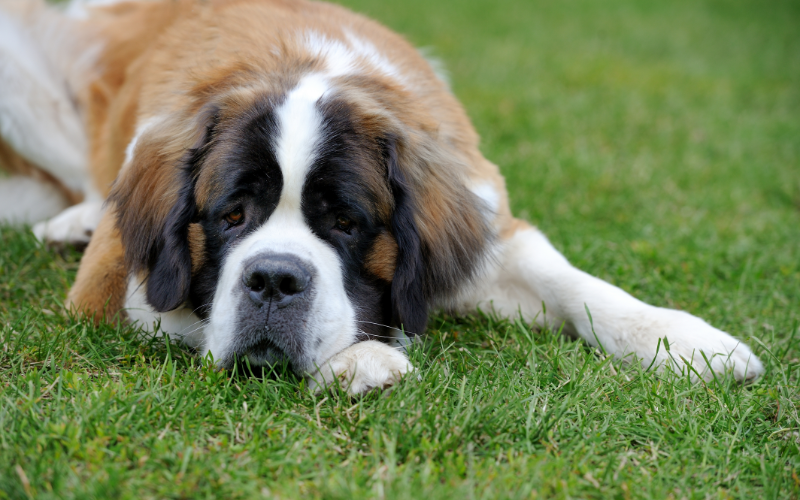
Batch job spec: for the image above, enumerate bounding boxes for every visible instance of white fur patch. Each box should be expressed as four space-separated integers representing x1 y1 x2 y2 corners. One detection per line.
64 0 149 20
343 30 405 82
302 30 406 85
306 340 413 394
0 10 87 192
469 182 500 218
124 117 161 167
273 73 328 211
124 276 205 348
0 176 69 225
303 31 357 77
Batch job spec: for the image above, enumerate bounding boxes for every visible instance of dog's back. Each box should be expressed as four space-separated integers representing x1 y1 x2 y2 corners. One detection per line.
0 0 175 224
0 0 96 222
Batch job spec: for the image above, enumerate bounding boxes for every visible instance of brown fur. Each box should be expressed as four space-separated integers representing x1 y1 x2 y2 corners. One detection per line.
84 0 189 196
109 109 210 273
67 210 128 322
366 231 399 282
188 223 207 275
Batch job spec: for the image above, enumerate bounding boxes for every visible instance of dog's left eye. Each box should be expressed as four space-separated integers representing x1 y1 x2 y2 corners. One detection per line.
224 207 244 226
334 215 353 234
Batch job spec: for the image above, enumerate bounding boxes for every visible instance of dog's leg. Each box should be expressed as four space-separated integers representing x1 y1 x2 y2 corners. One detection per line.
67 209 128 322
456 221 764 382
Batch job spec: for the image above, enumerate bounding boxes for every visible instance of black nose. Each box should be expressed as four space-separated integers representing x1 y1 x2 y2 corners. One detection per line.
242 256 311 307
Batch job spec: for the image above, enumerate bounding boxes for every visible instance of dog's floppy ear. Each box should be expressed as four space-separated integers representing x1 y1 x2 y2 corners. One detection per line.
109 106 218 312
384 134 491 336
385 138 427 336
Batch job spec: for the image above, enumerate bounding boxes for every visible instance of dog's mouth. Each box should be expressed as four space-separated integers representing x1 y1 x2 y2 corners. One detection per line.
241 335 287 364
225 334 292 377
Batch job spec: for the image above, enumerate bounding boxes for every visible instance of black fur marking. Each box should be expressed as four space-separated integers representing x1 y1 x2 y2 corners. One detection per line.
144 162 198 311
384 136 428 336
189 100 285 318
302 99 396 342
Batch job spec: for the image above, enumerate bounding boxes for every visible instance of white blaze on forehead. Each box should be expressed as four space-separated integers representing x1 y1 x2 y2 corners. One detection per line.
303 32 357 77
273 73 329 213
344 30 405 83
301 30 407 85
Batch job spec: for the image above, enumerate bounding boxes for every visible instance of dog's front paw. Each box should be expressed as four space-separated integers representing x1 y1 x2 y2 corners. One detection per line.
32 201 105 248
633 307 764 382
307 340 413 395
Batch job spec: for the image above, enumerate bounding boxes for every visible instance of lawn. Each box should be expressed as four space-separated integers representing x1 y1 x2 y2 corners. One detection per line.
2 0 799 498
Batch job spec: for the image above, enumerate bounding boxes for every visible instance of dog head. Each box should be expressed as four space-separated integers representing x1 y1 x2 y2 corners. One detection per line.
109 24 491 373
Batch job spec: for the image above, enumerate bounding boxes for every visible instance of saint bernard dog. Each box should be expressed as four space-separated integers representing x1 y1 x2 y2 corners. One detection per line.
0 0 764 393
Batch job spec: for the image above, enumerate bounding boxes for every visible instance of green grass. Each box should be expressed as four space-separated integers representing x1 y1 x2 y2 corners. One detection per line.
2 0 799 497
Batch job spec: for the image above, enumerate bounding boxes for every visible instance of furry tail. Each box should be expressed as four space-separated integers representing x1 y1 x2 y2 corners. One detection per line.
0 0 98 194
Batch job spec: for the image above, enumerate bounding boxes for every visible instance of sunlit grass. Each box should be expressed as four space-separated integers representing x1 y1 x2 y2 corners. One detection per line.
2 0 799 497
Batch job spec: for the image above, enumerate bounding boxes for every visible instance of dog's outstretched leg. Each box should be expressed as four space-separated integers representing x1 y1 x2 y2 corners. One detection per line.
457 220 764 382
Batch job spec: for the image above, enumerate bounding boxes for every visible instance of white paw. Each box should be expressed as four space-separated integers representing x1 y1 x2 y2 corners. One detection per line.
628 307 764 382
32 200 105 247
307 340 414 395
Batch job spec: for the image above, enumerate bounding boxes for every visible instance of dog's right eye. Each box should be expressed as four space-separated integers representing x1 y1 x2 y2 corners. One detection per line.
224 207 244 226
334 215 353 234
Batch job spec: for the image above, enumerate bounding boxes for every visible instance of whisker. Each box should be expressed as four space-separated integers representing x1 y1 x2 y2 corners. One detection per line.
163 304 213 337
189 303 213 316
168 314 416 348
179 318 211 336
357 332 414 341
356 320 419 337
356 330 411 351
176 314 212 330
